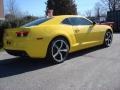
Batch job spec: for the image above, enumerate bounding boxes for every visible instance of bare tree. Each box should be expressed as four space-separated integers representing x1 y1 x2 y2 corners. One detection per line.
94 3 101 18
6 0 23 20
85 10 92 17
7 0 17 16
101 0 120 11
94 2 108 22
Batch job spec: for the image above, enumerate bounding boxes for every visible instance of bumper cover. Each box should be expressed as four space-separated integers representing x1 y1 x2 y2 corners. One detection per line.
5 49 29 57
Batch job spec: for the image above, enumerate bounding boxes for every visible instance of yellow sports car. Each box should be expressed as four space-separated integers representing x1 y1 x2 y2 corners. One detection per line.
4 15 113 63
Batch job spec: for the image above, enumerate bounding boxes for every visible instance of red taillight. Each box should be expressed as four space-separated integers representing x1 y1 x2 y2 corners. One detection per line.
16 31 29 37
16 32 21 37
22 31 29 36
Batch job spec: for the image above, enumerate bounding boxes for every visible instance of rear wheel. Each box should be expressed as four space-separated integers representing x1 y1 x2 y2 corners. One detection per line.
103 31 113 47
47 38 69 64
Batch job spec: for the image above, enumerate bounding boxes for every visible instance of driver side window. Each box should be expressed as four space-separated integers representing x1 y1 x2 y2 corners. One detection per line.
78 18 92 25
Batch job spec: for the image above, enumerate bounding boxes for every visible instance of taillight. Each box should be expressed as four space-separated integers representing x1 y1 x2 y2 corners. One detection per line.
16 31 29 37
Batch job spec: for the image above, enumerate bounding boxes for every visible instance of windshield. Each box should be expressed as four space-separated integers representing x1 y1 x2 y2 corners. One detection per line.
22 17 51 27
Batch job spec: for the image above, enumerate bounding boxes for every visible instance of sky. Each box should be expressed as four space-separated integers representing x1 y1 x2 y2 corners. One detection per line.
4 0 99 17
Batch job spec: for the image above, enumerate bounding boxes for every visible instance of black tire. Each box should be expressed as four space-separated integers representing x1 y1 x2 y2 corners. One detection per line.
47 37 69 64
103 31 113 47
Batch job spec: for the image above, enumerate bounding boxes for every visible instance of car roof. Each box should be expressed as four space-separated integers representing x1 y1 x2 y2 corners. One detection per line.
53 15 83 18
40 15 88 25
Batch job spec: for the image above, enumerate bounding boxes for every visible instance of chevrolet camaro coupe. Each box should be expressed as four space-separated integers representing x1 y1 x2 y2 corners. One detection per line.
4 15 113 63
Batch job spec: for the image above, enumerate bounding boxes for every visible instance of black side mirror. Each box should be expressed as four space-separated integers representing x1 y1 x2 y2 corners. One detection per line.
93 22 96 25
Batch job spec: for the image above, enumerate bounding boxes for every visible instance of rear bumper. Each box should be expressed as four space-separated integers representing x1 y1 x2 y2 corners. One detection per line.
5 49 29 57
3 38 50 58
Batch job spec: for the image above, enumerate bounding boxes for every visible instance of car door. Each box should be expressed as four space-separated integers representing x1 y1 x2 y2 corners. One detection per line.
77 18 103 45
62 17 88 49
67 17 86 45
69 17 101 48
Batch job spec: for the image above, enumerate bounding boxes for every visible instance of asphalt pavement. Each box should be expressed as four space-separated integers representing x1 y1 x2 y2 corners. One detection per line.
0 34 120 90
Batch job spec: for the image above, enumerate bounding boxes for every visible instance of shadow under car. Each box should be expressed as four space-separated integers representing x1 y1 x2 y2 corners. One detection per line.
0 45 105 78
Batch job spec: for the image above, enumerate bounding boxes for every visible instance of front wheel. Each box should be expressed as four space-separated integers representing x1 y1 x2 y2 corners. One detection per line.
103 31 113 47
47 38 69 64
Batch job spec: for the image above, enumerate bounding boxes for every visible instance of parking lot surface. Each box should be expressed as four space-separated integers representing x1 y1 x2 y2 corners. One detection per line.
0 34 120 90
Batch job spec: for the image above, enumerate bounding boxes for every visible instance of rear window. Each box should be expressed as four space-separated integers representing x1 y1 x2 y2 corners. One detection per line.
23 17 51 27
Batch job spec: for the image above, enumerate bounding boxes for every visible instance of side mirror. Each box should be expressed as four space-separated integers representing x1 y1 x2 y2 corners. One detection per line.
93 22 96 25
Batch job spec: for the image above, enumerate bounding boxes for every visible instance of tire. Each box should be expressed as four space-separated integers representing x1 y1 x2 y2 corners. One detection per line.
103 31 113 47
47 37 69 64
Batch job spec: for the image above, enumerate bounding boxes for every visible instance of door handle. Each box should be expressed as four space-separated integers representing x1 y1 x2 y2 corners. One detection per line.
74 29 80 33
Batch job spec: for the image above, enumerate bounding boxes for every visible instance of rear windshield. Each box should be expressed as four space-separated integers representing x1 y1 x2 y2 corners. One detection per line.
23 17 51 27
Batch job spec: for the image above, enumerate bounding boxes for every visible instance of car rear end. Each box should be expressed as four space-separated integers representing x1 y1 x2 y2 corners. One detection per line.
3 27 49 58
3 17 56 58
4 27 31 56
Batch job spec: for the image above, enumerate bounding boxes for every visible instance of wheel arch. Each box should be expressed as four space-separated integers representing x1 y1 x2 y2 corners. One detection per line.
103 29 113 38
106 29 113 33
49 35 71 48
102 29 113 47
103 28 113 38
46 35 71 60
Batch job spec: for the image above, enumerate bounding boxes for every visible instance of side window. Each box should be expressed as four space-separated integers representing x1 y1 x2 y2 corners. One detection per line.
79 18 92 25
69 17 92 26
69 18 81 25
62 18 72 25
